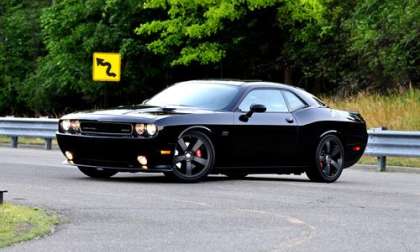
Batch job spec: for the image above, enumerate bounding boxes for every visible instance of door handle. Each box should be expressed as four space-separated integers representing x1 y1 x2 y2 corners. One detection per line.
286 117 294 123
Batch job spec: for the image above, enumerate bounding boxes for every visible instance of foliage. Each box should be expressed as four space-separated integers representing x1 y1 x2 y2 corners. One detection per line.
346 0 419 90
0 0 48 115
137 0 419 93
0 0 418 115
23 0 163 115
324 89 420 130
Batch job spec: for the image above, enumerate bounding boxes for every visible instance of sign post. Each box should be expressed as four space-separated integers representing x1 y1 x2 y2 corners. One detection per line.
92 52 121 107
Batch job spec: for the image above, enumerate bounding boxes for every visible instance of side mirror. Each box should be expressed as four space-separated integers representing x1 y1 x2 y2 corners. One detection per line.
239 104 266 122
142 99 149 105
250 104 267 113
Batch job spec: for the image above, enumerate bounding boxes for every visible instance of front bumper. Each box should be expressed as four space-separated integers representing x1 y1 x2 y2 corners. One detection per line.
57 133 176 172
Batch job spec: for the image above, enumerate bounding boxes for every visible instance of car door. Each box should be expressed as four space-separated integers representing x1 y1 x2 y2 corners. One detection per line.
231 88 298 167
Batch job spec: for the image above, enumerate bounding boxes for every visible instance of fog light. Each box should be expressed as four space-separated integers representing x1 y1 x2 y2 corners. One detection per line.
65 151 74 161
137 155 148 166
352 145 361 152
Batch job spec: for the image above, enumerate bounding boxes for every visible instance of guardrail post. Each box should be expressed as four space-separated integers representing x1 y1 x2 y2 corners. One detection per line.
11 136 18 148
377 156 387 172
45 138 52 150
0 190 7 205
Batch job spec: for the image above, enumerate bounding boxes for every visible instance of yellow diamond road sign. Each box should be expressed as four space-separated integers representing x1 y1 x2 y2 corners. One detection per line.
92 52 121 82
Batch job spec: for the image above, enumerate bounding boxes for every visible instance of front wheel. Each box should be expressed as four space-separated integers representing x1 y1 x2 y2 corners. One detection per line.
166 130 215 182
306 135 344 183
78 166 118 178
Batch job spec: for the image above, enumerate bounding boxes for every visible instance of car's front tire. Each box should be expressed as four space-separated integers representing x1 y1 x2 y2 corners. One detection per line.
166 130 215 182
78 166 118 178
306 134 344 183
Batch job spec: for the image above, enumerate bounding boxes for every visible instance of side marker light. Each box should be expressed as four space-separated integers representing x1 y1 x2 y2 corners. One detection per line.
160 150 172 155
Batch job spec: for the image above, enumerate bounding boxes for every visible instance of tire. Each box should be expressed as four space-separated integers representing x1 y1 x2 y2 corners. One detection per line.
306 134 344 183
166 130 215 182
78 166 118 178
224 171 248 179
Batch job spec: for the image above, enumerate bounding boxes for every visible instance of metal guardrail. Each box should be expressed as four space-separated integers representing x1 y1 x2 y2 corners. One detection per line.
365 128 420 171
0 118 419 171
0 117 58 150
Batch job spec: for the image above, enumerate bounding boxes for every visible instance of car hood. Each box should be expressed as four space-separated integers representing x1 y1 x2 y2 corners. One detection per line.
60 105 215 123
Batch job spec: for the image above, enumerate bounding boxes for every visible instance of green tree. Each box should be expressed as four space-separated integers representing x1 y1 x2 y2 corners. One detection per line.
0 0 48 115
136 0 283 78
136 0 419 93
1 0 419 115
24 0 163 115
346 0 419 90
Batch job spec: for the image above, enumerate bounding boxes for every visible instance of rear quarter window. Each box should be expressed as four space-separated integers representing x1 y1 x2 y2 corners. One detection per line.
283 91 307 111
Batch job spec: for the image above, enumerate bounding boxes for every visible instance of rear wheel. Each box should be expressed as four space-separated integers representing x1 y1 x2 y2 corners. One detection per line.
166 130 215 182
306 135 344 183
78 166 118 178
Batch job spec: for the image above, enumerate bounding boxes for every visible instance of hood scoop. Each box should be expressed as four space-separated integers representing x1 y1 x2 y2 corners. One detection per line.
135 106 186 115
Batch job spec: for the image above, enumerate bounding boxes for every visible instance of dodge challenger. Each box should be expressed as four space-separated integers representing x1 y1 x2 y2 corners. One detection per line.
57 80 368 182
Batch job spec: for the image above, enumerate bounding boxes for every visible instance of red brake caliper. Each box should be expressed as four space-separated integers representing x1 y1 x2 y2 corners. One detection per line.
195 149 202 158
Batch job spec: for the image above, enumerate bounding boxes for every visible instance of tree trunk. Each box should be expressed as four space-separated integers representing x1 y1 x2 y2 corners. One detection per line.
284 67 292 84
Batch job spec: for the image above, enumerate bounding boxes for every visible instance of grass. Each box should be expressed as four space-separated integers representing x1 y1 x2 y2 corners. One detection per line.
323 89 420 130
0 136 57 146
359 156 420 168
0 203 59 248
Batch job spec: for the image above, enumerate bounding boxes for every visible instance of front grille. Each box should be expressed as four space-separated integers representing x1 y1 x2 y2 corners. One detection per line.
80 121 133 136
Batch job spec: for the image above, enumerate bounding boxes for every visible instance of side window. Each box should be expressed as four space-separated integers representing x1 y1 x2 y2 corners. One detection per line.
283 91 306 111
239 89 288 112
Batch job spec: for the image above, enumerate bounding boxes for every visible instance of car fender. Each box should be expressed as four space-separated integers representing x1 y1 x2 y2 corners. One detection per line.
178 126 213 138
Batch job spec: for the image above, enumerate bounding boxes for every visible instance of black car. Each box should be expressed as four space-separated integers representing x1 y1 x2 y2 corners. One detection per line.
57 80 367 182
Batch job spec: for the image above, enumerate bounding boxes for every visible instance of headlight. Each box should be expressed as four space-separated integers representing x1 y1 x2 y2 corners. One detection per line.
146 124 157 136
135 123 158 136
135 124 146 135
70 120 80 131
60 119 80 132
61 120 71 131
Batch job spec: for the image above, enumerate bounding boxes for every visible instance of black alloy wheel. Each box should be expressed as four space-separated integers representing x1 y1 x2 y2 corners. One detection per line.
168 130 215 182
306 135 344 183
78 166 118 178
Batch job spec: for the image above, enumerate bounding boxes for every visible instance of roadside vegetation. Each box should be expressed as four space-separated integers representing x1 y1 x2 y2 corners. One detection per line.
0 0 418 116
0 203 58 248
324 89 420 130
0 137 57 146
359 156 420 168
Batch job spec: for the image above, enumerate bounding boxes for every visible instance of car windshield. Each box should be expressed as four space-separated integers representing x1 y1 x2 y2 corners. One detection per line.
146 82 240 110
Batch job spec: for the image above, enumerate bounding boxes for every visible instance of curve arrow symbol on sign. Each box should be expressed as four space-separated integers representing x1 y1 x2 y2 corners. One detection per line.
96 58 117 77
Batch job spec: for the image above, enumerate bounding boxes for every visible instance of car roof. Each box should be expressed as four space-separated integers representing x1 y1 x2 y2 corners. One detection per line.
181 79 299 89
178 80 321 107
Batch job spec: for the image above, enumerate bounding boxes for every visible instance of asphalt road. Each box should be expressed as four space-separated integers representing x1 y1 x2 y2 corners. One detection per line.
0 147 419 252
